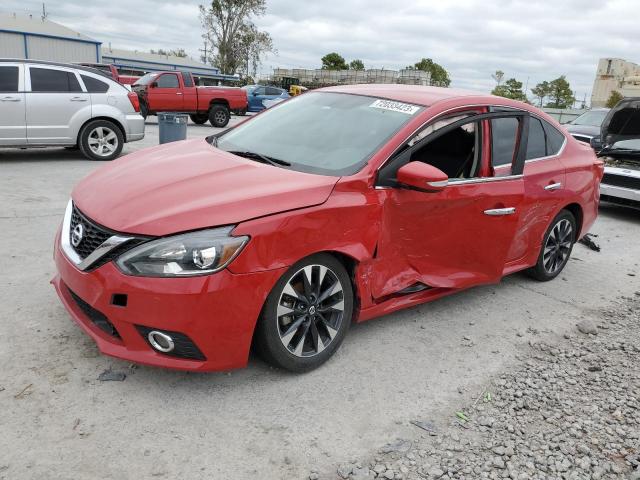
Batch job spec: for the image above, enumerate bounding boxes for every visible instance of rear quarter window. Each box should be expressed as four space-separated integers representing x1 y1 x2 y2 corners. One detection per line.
543 121 566 155
81 75 110 93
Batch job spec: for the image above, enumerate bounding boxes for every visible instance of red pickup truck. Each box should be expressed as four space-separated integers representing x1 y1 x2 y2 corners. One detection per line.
77 63 140 85
132 71 248 127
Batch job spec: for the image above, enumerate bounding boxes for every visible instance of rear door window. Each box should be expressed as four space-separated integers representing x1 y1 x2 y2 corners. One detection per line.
543 121 566 155
81 75 110 93
0 66 19 92
30 67 82 92
526 117 547 159
490 117 519 175
156 73 179 88
266 87 282 96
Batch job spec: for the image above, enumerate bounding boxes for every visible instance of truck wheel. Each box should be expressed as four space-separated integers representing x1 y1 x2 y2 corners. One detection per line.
190 114 209 125
209 105 230 128
234 109 247 116
78 120 124 161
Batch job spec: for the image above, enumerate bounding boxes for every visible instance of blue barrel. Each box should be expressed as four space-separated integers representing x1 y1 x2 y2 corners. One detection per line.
158 112 188 144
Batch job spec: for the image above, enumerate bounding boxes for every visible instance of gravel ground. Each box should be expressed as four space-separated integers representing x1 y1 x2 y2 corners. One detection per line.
327 295 640 480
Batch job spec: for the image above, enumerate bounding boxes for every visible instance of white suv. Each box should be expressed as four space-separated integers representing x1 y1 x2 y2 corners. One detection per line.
0 59 145 161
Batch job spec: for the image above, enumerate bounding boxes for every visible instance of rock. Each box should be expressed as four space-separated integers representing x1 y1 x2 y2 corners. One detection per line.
576 320 598 335
428 467 444 478
97 369 126 381
337 464 352 478
309 474 319 480
380 439 412 454
383 470 395 479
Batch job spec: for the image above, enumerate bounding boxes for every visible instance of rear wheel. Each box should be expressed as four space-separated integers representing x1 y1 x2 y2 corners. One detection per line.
78 120 124 161
254 253 353 373
189 113 209 125
208 104 230 128
527 210 576 281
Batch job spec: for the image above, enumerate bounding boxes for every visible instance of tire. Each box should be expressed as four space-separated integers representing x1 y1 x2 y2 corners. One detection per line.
254 253 354 373
234 109 247 116
190 113 209 125
526 210 577 281
78 120 124 161
208 104 230 128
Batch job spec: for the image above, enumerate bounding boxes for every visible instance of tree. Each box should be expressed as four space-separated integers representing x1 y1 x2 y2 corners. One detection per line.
321 52 348 70
491 70 504 86
199 0 274 75
531 81 551 107
150 48 188 58
545 76 574 109
606 90 624 108
491 78 527 101
349 59 365 70
412 58 451 87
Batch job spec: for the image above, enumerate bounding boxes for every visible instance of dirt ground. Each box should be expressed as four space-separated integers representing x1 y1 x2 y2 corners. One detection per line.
1 120 639 479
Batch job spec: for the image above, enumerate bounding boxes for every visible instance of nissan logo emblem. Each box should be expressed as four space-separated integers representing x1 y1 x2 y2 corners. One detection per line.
71 223 84 247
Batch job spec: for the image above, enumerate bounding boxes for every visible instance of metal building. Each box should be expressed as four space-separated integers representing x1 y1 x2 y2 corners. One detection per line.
591 58 640 108
0 12 100 63
101 47 237 84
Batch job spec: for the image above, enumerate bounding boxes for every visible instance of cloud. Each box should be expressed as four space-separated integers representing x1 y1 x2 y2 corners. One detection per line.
2 0 639 102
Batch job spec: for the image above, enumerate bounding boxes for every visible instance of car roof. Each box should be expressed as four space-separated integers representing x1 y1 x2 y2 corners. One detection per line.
0 58 112 79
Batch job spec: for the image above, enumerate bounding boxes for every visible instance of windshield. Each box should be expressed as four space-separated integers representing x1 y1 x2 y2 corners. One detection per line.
216 92 422 176
134 73 157 86
571 110 608 126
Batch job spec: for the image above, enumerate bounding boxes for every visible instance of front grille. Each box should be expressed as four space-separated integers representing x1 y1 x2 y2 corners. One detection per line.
602 172 640 190
70 205 113 260
136 325 206 361
68 287 121 339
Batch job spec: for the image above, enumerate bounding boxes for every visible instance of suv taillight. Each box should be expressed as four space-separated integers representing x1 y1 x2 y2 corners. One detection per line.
127 92 141 112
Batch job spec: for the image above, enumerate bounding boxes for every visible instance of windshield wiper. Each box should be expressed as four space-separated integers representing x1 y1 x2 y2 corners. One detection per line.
228 150 291 167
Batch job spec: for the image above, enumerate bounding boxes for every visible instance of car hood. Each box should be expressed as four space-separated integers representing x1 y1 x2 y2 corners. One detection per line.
72 139 340 236
565 124 600 137
601 97 640 146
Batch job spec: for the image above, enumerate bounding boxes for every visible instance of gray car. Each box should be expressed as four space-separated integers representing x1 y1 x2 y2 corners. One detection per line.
564 108 609 144
0 59 144 160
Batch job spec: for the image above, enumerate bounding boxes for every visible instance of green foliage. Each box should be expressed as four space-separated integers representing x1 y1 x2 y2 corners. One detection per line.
491 70 504 86
606 90 624 108
412 58 451 87
349 59 365 70
545 76 575 109
199 0 274 76
491 78 527 101
150 48 188 58
321 52 349 70
531 81 551 107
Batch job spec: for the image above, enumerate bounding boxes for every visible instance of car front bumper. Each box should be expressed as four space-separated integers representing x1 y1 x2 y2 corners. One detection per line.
52 232 285 371
600 165 640 207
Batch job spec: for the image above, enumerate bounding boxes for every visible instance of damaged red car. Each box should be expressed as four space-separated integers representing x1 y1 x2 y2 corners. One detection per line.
52 85 603 372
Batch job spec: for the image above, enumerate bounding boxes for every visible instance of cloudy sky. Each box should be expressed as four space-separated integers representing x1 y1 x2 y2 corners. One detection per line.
3 0 639 102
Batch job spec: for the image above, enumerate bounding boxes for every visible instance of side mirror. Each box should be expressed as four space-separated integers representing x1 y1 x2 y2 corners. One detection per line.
253 91 259 96
590 136 602 151
396 161 448 192
150 81 158 88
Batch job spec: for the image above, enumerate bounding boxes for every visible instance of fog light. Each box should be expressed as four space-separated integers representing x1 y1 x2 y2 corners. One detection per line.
147 330 175 353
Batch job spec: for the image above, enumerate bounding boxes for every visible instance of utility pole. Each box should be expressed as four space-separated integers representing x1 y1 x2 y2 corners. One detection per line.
41 3 47 20
199 40 208 65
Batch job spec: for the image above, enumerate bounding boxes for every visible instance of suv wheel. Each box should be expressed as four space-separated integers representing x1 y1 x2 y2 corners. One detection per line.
527 210 577 281
79 120 124 161
254 253 353 373
208 104 230 128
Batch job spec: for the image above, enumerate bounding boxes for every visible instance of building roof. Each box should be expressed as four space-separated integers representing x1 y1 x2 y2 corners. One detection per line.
0 12 99 43
102 47 219 73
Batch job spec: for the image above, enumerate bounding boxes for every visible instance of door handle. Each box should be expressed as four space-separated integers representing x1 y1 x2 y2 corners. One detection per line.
1 96 21 102
544 182 562 191
70 97 87 102
484 207 516 216
176 92 183 95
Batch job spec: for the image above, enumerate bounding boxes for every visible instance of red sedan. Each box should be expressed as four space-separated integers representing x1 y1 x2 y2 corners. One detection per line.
52 85 603 372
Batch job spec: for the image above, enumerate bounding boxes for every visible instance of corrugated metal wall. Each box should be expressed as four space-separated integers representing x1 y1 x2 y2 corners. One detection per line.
0 32 26 58
26 36 97 63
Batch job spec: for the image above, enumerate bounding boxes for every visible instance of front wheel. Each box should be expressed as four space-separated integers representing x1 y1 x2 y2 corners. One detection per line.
208 104 230 128
254 253 353 373
527 210 576 281
78 120 124 161
189 113 209 125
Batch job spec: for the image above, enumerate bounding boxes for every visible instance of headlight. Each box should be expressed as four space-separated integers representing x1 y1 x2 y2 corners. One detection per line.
115 227 248 277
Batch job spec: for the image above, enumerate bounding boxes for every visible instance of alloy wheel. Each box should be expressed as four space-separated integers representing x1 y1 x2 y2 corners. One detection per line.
276 265 345 358
87 126 118 157
214 110 227 125
543 218 573 274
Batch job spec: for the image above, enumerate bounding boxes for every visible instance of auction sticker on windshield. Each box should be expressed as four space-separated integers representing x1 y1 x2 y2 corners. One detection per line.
369 99 420 115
